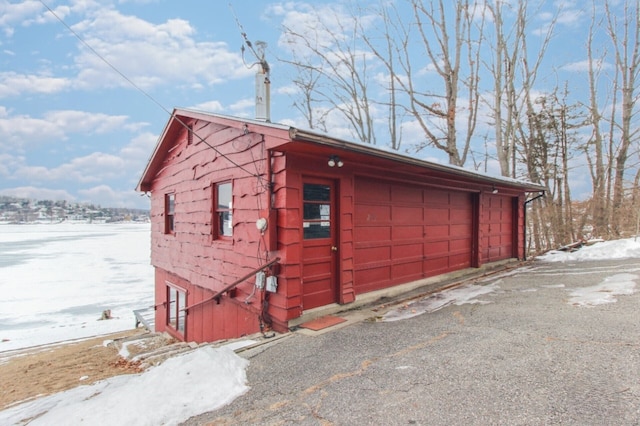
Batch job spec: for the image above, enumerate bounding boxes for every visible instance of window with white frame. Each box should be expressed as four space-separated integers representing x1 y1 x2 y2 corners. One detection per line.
167 284 186 335
214 182 233 238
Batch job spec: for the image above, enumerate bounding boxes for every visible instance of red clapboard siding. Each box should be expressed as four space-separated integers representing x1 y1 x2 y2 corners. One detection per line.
147 116 283 342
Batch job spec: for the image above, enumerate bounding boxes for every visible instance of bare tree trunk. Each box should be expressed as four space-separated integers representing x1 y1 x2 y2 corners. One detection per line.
360 5 404 150
585 1 609 238
606 0 640 235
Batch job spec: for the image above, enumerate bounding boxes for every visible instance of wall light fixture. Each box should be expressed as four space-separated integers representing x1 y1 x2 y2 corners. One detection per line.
328 155 344 168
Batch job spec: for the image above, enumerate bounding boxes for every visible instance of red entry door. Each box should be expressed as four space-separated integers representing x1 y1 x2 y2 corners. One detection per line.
301 179 338 310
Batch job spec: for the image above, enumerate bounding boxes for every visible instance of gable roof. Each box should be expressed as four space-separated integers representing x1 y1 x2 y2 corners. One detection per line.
137 108 545 193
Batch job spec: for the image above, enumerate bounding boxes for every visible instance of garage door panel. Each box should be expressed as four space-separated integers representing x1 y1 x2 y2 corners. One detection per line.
450 224 472 237
393 185 423 203
450 238 472 252
356 180 391 202
426 224 450 238
427 189 450 204
449 191 469 205
355 203 391 222
392 261 423 281
448 253 471 268
393 225 423 240
393 242 423 258
425 208 450 224
356 245 391 260
355 225 391 242
450 208 471 223
424 256 450 275
354 178 473 293
393 205 424 223
426 240 449 255
355 265 391 291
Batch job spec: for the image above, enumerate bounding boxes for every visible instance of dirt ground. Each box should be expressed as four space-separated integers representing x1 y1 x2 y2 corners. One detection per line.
0 329 148 411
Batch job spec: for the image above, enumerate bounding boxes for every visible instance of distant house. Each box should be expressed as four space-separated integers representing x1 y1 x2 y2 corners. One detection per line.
137 108 544 343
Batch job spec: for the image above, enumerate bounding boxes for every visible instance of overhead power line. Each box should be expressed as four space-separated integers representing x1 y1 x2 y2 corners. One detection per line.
38 0 265 182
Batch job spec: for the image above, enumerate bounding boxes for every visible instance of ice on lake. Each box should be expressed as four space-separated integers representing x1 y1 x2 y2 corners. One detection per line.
0 222 154 352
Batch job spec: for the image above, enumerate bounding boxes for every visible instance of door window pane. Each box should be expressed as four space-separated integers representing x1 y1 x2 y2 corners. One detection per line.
303 183 331 239
304 184 330 201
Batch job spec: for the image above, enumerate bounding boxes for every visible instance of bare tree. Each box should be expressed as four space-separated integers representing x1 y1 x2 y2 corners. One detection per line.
606 0 640 235
583 1 611 237
484 1 556 178
288 57 328 132
280 6 377 144
359 4 405 150
400 0 482 166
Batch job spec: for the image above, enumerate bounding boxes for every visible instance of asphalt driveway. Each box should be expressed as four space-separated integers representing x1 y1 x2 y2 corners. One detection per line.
185 258 640 425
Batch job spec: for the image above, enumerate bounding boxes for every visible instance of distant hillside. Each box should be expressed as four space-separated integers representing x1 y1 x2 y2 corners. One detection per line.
0 196 149 223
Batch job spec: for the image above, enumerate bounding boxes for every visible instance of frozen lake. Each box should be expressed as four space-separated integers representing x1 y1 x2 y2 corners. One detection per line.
0 222 154 352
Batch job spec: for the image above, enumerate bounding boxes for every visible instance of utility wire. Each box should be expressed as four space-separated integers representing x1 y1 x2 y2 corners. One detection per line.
39 0 266 183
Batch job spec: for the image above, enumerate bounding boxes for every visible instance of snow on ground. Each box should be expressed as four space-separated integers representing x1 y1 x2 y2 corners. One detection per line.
537 237 640 262
0 346 249 426
536 237 640 306
382 283 499 322
567 273 639 307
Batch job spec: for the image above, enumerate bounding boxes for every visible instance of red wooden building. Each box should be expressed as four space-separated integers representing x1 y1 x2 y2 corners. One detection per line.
137 108 544 343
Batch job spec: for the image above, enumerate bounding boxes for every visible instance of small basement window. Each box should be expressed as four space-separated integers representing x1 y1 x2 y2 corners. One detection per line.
165 193 175 234
214 182 233 238
167 284 186 335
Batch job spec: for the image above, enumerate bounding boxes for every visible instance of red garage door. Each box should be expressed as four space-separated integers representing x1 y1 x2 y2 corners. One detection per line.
353 178 473 294
481 194 515 263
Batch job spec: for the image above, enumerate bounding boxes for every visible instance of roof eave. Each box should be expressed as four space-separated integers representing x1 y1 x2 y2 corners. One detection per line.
288 128 545 192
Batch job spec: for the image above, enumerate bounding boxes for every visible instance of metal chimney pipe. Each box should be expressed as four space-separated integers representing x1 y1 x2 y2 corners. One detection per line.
255 41 270 122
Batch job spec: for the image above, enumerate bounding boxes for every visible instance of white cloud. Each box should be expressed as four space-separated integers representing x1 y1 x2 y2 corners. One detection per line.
0 0 44 36
119 131 157 163
14 153 125 184
271 2 379 59
0 109 138 151
229 98 254 113
562 59 613 73
79 185 149 209
0 113 68 150
44 110 131 134
0 186 75 201
190 100 224 112
0 72 71 97
69 9 252 91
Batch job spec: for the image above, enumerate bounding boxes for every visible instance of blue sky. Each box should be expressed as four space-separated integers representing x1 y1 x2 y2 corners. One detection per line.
0 0 625 209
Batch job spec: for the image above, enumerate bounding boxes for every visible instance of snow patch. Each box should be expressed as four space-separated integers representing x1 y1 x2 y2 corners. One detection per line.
382 283 499 322
0 346 249 426
567 273 638 307
538 237 640 262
